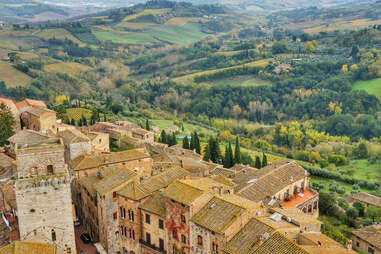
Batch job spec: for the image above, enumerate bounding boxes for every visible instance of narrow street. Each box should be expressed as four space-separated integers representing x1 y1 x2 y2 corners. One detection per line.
75 225 97 254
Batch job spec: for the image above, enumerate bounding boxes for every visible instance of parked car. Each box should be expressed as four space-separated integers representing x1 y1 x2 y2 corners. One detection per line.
80 233 91 244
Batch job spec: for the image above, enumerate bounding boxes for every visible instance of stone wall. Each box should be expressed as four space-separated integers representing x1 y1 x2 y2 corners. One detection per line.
15 145 66 178
15 174 76 254
141 210 167 253
69 142 91 162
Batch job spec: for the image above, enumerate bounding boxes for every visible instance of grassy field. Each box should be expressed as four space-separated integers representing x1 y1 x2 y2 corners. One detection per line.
0 50 39 60
93 30 157 45
44 62 91 75
0 61 32 87
0 41 18 50
66 108 92 121
117 22 156 29
165 17 206 26
338 159 381 182
150 119 214 135
303 18 381 33
353 78 381 99
123 8 170 21
145 22 206 45
173 58 271 82
36 28 84 46
204 75 271 87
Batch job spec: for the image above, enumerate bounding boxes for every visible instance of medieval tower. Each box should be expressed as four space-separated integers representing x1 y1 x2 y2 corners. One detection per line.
9 130 76 254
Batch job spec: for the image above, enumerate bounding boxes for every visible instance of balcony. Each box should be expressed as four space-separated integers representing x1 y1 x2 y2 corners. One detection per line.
139 239 167 254
282 189 318 208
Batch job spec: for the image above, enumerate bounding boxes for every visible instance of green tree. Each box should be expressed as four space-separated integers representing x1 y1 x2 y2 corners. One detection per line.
160 130 167 144
81 114 87 126
171 133 177 146
319 192 338 216
203 136 222 164
0 103 14 146
367 206 381 223
190 133 195 150
234 136 241 164
145 119 150 130
183 136 190 149
224 142 234 168
346 207 359 219
355 143 368 159
262 153 268 167
255 156 261 169
353 201 365 217
70 118 76 126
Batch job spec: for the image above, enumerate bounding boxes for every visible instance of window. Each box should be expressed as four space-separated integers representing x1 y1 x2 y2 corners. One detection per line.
181 215 186 224
173 246 177 254
145 214 150 224
115 231 119 240
66 248 71 254
172 230 177 240
113 192 117 198
129 210 134 222
356 242 360 247
197 235 203 246
159 238 164 250
159 219 164 229
146 233 151 245
368 247 374 254
113 212 117 220
132 230 135 240
47 165 54 175
213 243 219 253
181 234 186 244
51 229 56 242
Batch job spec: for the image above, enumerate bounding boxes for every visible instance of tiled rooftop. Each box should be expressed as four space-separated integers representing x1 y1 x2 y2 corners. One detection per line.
0 241 55 254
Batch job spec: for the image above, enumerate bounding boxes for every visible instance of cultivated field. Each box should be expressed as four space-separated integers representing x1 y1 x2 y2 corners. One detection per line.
353 77 381 99
206 75 271 87
44 62 91 75
123 9 170 22
303 18 381 33
0 50 39 60
93 30 158 45
36 28 84 46
0 61 32 87
165 17 206 26
173 58 271 82
117 22 156 29
66 108 92 121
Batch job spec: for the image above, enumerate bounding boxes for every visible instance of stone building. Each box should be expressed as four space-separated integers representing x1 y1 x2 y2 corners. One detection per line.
162 178 234 254
58 128 91 163
352 225 381 254
232 161 318 216
348 192 381 210
15 99 47 113
299 232 357 254
139 194 167 254
117 167 190 254
20 107 57 134
10 132 76 254
77 165 139 253
86 132 110 153
70 149 152 180
190 195 260 254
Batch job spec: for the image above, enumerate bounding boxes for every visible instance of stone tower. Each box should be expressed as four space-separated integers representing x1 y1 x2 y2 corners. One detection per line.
9 130 76 254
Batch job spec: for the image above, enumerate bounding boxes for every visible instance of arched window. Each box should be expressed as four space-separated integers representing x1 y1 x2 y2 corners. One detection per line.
51 229 56 242
197 235 203 246
47 165 54 175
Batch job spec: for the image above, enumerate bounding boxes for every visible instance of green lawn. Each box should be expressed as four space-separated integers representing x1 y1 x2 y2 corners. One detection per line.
338 159 381 182
310 176 372 195
150 119 214 135
145 22 206 45
93 30 157 45
206 75 272 87
353 78 381 99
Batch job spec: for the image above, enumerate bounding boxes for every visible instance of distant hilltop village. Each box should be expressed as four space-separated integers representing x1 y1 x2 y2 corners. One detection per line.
0 97 375 254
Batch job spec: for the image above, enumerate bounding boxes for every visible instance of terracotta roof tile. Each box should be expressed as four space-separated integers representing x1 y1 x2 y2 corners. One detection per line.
352 224 381 250
191 196 246 233
350 192 381 208
140 193 166 217
251 232 310 254
119 167 190 200
70 149 150 171
236 161 307 202
0 241 55 254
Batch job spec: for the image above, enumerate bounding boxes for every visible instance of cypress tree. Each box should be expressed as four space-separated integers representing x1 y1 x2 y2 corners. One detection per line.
160 130 167 144
82 114 87 126
255 156 261 169
214 138 223 164
195 132 201 154
203 137 212 162
234 136 241 164
183 136 190 149
172 133 177 146
78 118 83 127
224 142 234 168
145 119 150 130
70 118 75 126
190 132 195 150
262 153 268 167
